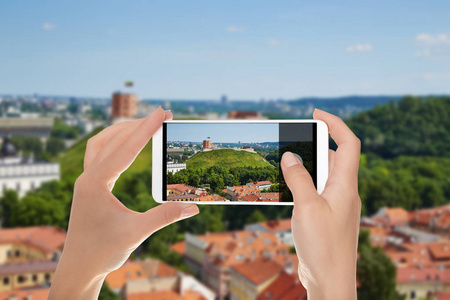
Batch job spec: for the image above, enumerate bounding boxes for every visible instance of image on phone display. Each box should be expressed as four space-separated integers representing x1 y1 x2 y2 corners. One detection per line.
163 122 317 202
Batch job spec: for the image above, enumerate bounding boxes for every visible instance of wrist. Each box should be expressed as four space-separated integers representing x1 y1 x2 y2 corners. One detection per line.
49 252 107 300
306 270 357 300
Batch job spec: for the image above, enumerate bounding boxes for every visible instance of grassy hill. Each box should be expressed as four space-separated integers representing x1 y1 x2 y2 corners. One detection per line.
58 127 153 192
186 149 272 170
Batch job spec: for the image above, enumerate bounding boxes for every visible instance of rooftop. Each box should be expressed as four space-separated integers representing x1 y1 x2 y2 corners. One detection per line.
231 257 283 285
0 226 66 254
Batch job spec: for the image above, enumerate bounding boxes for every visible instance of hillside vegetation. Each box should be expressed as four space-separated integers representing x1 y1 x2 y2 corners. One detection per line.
186 149 272 170
347 96 450 158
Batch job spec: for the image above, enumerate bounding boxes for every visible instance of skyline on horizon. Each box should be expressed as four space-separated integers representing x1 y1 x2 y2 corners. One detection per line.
167 123 278 143
1 1 449 99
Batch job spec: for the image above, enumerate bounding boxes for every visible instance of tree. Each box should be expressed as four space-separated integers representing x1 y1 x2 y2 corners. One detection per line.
357 230 405 300
46 137 66 156
98 282 120 300
10 195 67 227
246 210 267 224
0 190 19 228
11 136 44 157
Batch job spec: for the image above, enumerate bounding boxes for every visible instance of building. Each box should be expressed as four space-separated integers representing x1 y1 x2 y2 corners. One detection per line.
257 270 307 300
245 219 293 246
226 185 260 202
167 155 186 174
396 267 450 300
167 184 199 196
227 111 267 120
0 226 66 264
373 207 411 227
181 230 290 299
0 118 53 140
105 259 216 300
0 226 65 292
250 181 272 191
202 139 212 150
0 260 57 292
0 287 50 300
0 137 60 197
167 194 200 201
111 92 137 120
229 257 283 300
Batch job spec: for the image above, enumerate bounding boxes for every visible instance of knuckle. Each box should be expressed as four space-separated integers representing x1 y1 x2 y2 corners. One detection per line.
163 209 178 225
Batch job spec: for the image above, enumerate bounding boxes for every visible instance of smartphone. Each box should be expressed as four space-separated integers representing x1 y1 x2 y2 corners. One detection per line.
152 120 328 205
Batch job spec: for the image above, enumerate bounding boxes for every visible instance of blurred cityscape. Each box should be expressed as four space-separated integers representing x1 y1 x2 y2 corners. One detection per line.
0 89 448 300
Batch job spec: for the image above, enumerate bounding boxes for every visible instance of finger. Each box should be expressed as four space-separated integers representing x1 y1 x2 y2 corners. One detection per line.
89 111 172 168
281 152 317 206
313 109 360 188
93 110 173 167
84 119 140 170
164 110 173 121
328 149 336 176
137 202 199 238
97 107 165 180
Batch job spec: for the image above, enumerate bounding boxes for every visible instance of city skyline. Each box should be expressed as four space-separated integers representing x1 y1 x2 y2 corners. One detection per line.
1 1 449 99
167 123 278 143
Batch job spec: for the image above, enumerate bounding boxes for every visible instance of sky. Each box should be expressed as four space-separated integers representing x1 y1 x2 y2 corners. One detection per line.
1 0 449 99
167 123 278 143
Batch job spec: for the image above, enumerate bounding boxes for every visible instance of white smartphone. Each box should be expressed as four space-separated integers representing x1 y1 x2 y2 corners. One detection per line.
152 120 328 205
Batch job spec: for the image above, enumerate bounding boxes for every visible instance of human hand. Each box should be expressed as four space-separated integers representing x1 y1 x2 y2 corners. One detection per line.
281 109 361 300
49 107 199 299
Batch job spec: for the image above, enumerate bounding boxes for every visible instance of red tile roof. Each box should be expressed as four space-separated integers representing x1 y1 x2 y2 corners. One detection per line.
106 259 179 290
0 288 49 300
0 226 66 254
396 267 450 283
191 230 289 268
258 193 280 202
259 219 291 232
167 184 197 194
231 257 283 285
434 292 450 300
127 290 206 300
384 208 410 225
170 241 186 255
257 271 307 300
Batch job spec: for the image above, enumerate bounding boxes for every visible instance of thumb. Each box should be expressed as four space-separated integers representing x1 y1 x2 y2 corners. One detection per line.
281 152 318 204
137 202 199 237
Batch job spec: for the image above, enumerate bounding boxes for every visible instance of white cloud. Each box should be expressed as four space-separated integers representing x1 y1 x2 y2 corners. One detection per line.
42 22 56 31
346 44 373 53
268 39 280 46
415 33 450 46
416 49 431 58
226 26 246 33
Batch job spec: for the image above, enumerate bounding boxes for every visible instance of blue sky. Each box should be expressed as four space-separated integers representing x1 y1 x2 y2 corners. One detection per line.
1 0 449 99
167 123 278 143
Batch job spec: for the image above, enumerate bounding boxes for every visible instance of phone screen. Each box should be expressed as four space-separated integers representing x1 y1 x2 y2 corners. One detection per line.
162 122 317 202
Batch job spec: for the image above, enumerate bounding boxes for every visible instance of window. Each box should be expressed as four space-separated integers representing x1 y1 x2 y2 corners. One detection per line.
45 273 51 281
32 274 38 282
18 275 27 283
15 249 20 257
6 250 11 258
16 182 20 192
3 277 9 285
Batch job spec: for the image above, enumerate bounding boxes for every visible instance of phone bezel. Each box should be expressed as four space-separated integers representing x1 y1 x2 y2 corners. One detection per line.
152 119 328 205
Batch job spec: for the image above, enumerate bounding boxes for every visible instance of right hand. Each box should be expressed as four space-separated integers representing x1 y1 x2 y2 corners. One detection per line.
281 109 361 300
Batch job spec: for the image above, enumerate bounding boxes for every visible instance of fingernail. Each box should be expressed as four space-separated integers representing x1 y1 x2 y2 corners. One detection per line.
282 152 301 168
180 205 199 219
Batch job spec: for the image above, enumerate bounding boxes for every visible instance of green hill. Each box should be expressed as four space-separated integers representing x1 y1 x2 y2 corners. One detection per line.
346 96 450 158
186 149 272 170
58 127 153 192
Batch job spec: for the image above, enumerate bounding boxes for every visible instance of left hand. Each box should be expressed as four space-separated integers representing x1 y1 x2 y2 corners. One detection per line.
49 107 199 299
